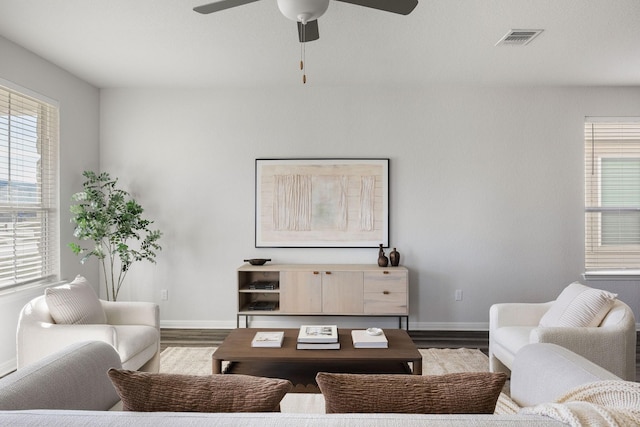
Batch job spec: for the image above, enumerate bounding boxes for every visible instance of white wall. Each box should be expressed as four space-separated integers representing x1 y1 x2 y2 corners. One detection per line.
100 85 640 330
0 36 100 375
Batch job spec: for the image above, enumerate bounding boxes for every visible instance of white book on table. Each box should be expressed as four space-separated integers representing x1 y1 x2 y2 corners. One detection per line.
351 329 388 348
296 341 341 350
251 331 285 348
297 325 338 343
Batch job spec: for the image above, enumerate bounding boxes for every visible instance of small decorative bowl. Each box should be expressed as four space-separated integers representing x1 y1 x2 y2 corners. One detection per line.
244 258 271 266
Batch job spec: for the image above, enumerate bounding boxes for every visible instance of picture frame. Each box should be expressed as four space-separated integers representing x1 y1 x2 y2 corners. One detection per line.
255 158 389 248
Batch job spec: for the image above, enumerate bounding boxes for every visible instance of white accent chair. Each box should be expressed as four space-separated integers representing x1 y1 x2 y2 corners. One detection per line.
489 298 636 381
17 292 160 372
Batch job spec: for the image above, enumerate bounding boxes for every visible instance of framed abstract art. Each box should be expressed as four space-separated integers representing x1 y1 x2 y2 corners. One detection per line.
255 158 389 248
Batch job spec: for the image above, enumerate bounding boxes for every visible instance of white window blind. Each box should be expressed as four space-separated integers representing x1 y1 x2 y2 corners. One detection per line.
0 84 59 289
585 118 640 270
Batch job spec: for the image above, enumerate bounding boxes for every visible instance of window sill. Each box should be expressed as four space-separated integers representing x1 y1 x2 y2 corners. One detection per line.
0 279 64 298
582 270 640 281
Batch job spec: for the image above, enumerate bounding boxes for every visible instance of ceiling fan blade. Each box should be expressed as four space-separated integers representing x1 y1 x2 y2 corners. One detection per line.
334 0 418 15
297 20 320 43
193 0 261 14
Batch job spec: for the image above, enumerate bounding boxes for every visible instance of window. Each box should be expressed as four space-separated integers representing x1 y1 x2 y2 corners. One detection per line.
0 83 58 290
585 118 640 270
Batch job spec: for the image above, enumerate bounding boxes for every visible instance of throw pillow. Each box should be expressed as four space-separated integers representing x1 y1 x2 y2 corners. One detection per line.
539 282 617 328
107 369 292 412
316 372 507 414
45 275 107 324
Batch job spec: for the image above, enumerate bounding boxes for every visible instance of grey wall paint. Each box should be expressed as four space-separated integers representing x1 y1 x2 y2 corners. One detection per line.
99 86 640 329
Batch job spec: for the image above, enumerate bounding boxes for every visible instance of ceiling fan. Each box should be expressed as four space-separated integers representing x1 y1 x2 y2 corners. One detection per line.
194 0 418 43
193 0 418 83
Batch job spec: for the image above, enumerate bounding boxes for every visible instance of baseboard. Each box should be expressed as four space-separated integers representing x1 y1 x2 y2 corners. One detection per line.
160 319 490 331
0 357 16 378
160 320 237 329
411 322 489 331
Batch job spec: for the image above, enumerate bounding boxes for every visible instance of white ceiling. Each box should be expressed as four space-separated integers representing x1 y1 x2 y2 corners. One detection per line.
1 0 639 88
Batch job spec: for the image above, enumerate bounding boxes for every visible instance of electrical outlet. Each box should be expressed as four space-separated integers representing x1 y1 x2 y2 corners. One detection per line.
160 289 168 301
455 289 463 301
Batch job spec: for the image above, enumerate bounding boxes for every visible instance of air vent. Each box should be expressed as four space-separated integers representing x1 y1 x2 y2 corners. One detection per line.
496 29 543 46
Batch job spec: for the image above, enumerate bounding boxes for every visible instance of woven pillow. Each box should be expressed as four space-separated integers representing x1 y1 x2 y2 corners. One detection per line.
108 369 292 412
539 282 617 328
45 275 107 324
316 372 507 414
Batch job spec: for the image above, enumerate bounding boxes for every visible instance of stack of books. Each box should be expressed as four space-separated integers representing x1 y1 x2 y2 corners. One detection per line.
296 325 340 349
351 329 389 348
251 331 285 348
247 281 279 290
247 301 278 311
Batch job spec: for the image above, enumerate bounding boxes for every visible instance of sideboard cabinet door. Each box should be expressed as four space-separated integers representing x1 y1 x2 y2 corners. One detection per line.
279 271 322 313
321 271 364 314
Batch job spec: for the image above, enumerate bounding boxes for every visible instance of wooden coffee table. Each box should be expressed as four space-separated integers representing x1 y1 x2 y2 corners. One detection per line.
212 328 422 392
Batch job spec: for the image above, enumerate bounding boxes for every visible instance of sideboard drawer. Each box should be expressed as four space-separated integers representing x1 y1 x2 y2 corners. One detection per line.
363 270 408 314
363 271 407 294
364 290 407 314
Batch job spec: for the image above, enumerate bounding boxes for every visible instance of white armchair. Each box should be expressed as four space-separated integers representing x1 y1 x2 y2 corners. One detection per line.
489 298 636 381
17 293 160 372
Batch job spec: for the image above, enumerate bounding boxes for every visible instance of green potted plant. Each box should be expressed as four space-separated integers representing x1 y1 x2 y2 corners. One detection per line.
69 171 162 301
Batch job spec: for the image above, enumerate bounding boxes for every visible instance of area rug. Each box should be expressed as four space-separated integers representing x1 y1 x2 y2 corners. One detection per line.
160 346 519 414
160 347 215 375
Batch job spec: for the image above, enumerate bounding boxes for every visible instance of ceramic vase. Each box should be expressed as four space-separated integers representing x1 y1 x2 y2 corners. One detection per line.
377 244 389 267
389 248 400 267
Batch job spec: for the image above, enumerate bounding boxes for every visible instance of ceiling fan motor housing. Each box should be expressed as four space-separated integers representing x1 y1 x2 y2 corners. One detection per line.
277 0 330 23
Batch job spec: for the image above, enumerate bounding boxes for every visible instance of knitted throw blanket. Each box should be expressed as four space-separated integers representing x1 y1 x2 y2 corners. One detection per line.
519 380 640 427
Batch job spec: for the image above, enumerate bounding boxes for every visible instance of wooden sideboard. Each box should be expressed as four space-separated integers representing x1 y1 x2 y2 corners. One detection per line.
237 264 409 329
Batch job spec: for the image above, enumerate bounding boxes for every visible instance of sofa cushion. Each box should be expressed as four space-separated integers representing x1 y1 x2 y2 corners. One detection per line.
539 282 617 328
316 372 507 414
45 275 107 324
491 326 535 366
107 370 292 412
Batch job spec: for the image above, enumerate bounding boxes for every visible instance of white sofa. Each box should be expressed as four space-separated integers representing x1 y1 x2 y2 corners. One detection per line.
16 294 160 372
489 298 637 381
0 340 632 426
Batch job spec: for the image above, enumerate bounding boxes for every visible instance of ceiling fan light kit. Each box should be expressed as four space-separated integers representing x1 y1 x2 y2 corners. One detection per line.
194 0 418 83
277 0 330 24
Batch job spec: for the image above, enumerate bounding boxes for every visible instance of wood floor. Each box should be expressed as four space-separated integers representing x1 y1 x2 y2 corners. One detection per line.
161 329 640 382
160 329 489 352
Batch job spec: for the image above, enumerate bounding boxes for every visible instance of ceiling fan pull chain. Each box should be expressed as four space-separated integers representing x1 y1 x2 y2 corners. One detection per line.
300 23 306 84
303 41 307 84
